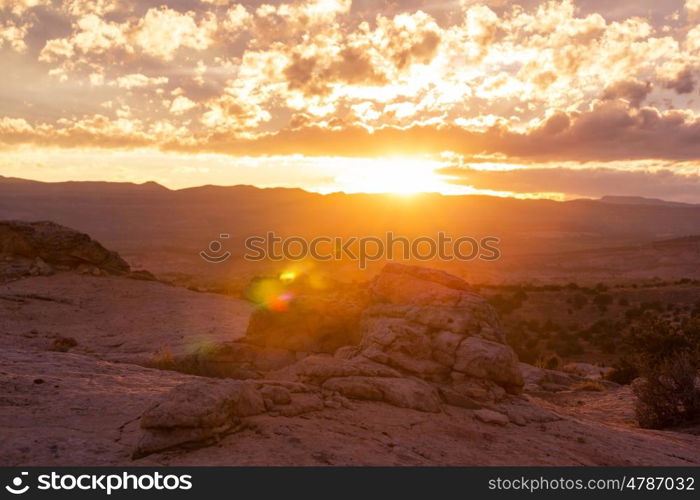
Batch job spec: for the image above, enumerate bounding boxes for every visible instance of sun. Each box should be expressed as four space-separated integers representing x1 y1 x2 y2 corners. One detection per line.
334 156 452 195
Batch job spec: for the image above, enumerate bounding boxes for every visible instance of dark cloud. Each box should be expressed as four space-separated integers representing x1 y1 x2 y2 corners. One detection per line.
159 100 700 162
602 78 652 107
437 165 700 201
284 48 388 96
662 66 696 95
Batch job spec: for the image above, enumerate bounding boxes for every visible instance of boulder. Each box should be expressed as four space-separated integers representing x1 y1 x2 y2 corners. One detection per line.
322 376 441 412
274 393 325 417
563 362 612 380
355 264 522 393
208 264 525 419
260 385 292 406
0 220 129 276
453 337 523 393
274 264 524 407
134 379 265 458
437 386 482 409
474 409 509 426
29 257 53 276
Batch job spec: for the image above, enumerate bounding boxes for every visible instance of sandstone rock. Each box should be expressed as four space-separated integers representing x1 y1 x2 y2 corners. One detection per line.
438 386 482 409
499 400 561 425
0 221 129 276
128 269 157 281
135 379 265 457
563 362 612 380
194 341 297 374
431 330 463 366
349 265 516 395
453 337 523 393
450 375 507 403
474 409 509 426
334 345 360 359
245 292 368 353
541 369 579 386
140 380 265 429
540 382 570 392
272 264 527 408
260 385 291 405
519 363 545 386
322 376 441 412
29 257 53 276
239 264 522 416
274 393 325 417
287 355 401 383
372 270 463 306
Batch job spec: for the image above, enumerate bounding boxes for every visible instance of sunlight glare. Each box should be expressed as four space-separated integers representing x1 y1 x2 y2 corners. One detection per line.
334 157 452 195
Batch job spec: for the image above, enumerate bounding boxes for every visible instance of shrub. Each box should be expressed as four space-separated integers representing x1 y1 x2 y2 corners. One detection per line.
605 358 638 385
144 348 177 371
633 352 700 429
593 293 613 312
488 294 519 315
570 294 588 310
49 336 78 352
536 352 563 371
628 315 700 429
572 381 606 392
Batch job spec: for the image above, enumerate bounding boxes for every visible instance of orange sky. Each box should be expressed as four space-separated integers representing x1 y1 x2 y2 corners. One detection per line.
2 0 700 200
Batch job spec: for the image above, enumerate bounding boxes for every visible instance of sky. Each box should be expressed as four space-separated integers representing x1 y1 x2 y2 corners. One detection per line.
2 0 700 200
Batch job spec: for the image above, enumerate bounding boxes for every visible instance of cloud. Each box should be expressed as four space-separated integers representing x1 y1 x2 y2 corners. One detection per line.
169 95 196 114
661 65 696 94
151 99 700 162
438 164 700 202
114 73 168 89
0 20 30 52
686 0 700 21
602 78 652 107
131 6 217 61
2 0 700 169
0 0 50 16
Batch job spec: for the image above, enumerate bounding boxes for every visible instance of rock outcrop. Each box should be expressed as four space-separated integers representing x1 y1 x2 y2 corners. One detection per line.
134 264 529 456
134 378 329 457
0 220 129 281
133 379 266 458
245 288 369 353
352 264 523 399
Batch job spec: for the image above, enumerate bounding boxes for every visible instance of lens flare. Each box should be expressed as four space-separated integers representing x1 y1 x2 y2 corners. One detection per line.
246 277 295 311
279 270 297 283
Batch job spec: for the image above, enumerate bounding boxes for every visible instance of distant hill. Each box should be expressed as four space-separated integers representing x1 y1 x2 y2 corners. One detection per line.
3 175 700 283
599 195 699 208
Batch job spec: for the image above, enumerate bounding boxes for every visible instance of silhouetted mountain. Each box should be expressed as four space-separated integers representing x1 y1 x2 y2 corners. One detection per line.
3 176 700 283
599 195 698 208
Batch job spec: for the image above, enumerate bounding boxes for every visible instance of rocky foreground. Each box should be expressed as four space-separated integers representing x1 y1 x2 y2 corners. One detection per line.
1 222 699 465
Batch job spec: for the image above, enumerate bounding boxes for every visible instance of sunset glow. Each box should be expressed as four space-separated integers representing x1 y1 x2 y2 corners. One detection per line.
3 0 700 200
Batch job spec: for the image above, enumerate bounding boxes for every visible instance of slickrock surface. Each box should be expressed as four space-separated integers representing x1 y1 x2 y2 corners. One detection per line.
0 274 252 362
1 253 699 466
